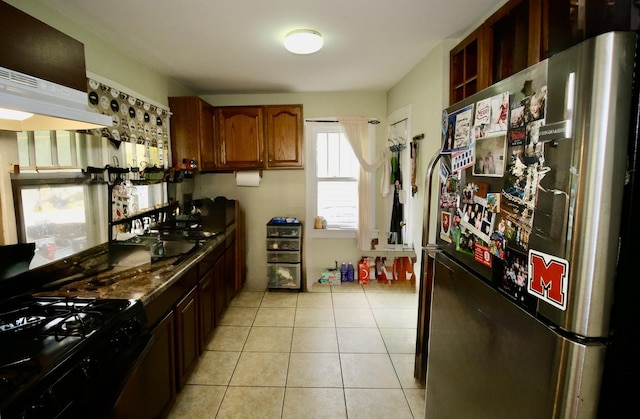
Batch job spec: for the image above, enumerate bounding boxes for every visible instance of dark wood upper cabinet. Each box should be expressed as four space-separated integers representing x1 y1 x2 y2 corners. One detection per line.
216 106 265 170
449 26 486 105
169 99 304 172
216 104 304 170
485 0 538 86
449 0 638 105
265 105 304 169
168 96 216 171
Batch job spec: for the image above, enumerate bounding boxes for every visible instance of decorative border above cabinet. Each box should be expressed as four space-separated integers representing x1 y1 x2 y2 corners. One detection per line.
169 97 304 172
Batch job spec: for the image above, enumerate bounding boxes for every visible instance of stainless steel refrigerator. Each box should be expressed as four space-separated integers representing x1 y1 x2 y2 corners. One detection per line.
421 31 640 418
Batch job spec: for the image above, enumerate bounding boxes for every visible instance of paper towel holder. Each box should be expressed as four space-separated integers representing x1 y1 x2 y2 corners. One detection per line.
234 169 263 186
234 169 263 177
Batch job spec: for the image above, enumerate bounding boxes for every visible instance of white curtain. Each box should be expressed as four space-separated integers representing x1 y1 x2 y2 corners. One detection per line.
338 117 391 250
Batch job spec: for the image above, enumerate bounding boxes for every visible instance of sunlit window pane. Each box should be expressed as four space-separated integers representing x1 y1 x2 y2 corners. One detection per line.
21 185 88 268
17 132 30 167
56 131 73 166
315 129 359 230
339 138 358 177
318 181 358 228
326 133 341 177
34 131 53 166
316 133 328 177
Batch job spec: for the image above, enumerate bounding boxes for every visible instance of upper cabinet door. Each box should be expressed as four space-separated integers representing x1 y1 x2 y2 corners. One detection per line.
216 106 265 170
485 0 542 86
169 96 217 171
199 103 218 171
265 105 304 169
449 26 487 105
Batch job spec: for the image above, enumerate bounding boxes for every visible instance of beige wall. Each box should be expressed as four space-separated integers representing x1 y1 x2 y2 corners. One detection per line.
385 40 457 276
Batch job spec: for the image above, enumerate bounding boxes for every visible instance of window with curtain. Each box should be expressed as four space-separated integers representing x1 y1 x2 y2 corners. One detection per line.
306 123 360 231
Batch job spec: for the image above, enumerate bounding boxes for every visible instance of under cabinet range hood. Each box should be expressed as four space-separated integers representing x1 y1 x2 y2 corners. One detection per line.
0 1 112 132
0 65 112 132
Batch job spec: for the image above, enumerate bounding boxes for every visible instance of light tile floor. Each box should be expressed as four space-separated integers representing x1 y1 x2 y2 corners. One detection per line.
168 280 425 418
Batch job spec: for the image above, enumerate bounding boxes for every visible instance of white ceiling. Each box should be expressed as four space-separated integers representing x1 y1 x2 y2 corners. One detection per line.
41 0 504 94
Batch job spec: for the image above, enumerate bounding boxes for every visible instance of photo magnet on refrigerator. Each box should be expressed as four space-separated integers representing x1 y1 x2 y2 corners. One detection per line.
440 212 452 243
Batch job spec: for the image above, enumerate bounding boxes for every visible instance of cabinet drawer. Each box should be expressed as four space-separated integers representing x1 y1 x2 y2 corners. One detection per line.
267 263 301 289
266 251 300 263
266 225 301 238
266 238 299 251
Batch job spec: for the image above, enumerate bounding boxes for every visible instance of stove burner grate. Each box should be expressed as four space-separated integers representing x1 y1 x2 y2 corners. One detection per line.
0 315 47 332
0 298 111 339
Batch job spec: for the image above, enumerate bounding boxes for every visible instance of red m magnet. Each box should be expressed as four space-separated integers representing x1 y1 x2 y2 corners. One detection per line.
527 249 570 311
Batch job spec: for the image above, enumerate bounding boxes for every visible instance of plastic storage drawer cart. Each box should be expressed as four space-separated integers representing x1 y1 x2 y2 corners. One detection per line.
266 219 302 290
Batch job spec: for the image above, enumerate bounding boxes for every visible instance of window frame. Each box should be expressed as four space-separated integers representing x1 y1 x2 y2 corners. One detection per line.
10 129 112 265
11 172 108 267
305 121 374 239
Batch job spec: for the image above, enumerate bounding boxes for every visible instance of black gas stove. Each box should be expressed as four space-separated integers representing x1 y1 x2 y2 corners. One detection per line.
0 295 150 419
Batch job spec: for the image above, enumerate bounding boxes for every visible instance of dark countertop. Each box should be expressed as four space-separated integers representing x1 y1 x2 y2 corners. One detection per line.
32 232 227 305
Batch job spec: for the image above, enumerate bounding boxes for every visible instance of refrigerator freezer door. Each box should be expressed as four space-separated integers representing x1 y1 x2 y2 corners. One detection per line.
424 252 606 419
535 31 635 337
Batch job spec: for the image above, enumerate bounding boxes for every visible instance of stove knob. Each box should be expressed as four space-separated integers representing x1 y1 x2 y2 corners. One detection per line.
27 389 57 418
111 329 127 352
81 356 99 378
124 318 143 338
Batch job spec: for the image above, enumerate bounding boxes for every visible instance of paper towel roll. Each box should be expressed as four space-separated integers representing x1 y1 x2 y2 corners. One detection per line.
235 170 262 187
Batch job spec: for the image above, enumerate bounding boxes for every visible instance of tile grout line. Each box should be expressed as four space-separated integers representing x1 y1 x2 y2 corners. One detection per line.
331 283 351 419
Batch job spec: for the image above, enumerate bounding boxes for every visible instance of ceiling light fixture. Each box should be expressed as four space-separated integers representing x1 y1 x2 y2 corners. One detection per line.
284 29 324 54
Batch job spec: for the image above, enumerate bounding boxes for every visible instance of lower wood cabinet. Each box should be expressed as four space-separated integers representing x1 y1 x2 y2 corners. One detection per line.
199 246 225 344
174 286 199 391
214 253 226 323
113 240 233 418
225 231 237 306
110 311 176 419
198 268 215 352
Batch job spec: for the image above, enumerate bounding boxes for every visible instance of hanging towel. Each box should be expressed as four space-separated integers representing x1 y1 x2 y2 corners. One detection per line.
380 147 392 198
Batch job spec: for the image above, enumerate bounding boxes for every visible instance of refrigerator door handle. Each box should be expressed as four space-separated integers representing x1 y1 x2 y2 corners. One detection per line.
421 150 443 249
